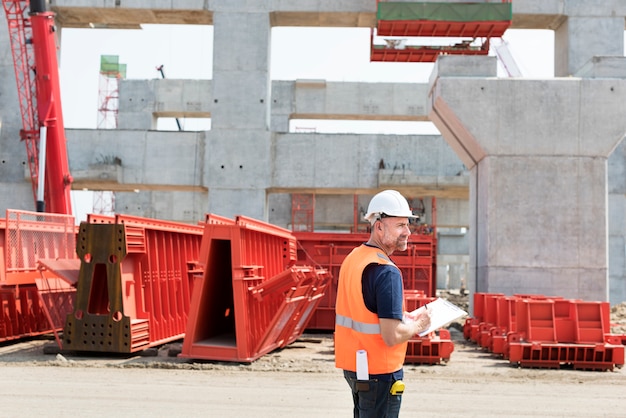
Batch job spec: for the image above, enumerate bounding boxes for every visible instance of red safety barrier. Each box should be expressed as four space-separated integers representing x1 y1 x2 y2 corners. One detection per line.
180 216 331 363
294 231 436 330
0 209 77 343
62 214 205 353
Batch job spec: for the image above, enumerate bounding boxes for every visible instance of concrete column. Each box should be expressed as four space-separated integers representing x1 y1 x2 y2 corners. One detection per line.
554 17 624 77
207 7 272 219
436 264 448 290
448 263 462 290
428 55 626 302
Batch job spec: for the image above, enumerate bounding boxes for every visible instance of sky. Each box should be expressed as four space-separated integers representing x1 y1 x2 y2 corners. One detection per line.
58 25 557 133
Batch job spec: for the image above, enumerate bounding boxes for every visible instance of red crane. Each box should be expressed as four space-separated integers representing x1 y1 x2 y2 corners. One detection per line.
2 0 73 214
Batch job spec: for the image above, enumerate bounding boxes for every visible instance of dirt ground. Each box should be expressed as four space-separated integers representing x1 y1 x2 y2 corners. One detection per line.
0 294 625 418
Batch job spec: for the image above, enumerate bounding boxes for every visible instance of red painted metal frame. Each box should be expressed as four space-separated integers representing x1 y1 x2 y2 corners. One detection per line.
372 0 511 63
294 231 436 330
371 32 490 63
376 20 510 38
403 290 455 365
405 329 455 365
62 214 204 353
180 215 331 363
0 209 77 343
465 292 626 371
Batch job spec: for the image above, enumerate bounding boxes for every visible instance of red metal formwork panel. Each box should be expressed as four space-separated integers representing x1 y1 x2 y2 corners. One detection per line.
507 338 625 371
293 231 436 330
180 216 331 363
464 292 504 343
295 232 364 330
391 238 436 296
403 291 452 365
250 266 330 355
0 210 77 343
574 301 610 344
515 298 558 343
404 289 435 313
405 329 455 365
0 285 51 341
0 287 20 340
2 209 77 286
476 293 505 349
375 20 509 38
490 295 518 355
63 214 204 353
371 43 489 63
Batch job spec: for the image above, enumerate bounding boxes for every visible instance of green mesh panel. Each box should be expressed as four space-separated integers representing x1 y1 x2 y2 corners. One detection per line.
377 2 512 22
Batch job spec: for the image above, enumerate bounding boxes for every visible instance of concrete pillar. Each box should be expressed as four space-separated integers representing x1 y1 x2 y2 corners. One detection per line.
428 55 626 302
554 17 624 77
448 263 462 290
207 7 272 219
436 264 448 290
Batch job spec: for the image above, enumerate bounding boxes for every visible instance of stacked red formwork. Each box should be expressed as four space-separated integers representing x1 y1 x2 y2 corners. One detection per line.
490 295 517 355
180 216 330 363
0 209 78 344
62 213 205 353
463 292 504 343
294 231 436 330
464 292 625 371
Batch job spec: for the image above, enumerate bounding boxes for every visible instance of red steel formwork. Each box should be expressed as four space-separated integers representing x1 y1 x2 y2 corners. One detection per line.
294 231 436 330
465 293 625 371
403 290 456 365
0 209 77 343
463 292 504 342
371 1 512 62
180 215 331 363
62 214 204 353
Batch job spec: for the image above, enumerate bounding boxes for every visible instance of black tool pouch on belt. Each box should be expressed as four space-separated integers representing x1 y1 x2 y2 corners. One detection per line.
356 381 370 392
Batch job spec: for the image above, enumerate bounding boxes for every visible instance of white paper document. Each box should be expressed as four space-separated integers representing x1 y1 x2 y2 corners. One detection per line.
406 298 468 337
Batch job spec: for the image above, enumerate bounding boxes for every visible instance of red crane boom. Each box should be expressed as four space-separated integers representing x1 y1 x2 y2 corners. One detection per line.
2 0 73 214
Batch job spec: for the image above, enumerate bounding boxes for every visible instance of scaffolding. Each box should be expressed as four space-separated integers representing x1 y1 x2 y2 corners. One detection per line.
97 55 126 129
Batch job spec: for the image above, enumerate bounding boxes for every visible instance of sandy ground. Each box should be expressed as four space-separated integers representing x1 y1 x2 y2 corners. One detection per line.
0 294 625 417
0 324 625 418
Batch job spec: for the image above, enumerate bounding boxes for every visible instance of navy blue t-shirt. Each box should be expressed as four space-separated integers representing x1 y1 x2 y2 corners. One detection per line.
362 262 404 320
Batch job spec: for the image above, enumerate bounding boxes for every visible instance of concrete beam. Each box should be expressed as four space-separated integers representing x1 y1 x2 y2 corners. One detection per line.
118 79 432 131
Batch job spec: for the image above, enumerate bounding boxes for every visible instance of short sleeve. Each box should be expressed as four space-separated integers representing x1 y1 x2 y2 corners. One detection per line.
362 264 404 320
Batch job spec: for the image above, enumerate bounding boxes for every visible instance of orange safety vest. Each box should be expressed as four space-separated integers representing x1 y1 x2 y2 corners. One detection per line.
335 244 407 375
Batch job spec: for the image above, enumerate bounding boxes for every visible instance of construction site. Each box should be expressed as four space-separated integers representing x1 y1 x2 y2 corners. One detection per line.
0 1 625 416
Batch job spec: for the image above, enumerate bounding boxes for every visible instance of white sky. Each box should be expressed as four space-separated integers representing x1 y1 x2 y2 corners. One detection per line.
58 26 556 132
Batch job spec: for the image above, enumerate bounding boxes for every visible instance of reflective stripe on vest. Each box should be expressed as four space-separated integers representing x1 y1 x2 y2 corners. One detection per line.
335 313 381 335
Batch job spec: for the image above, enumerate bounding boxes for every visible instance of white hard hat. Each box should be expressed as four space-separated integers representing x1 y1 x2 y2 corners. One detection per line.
363 190 417 224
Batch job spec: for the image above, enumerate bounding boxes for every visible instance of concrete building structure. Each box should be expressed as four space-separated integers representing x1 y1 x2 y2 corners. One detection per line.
0 1 625 307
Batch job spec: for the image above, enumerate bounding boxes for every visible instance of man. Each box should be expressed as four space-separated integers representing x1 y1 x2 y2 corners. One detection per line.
335 190 431 418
